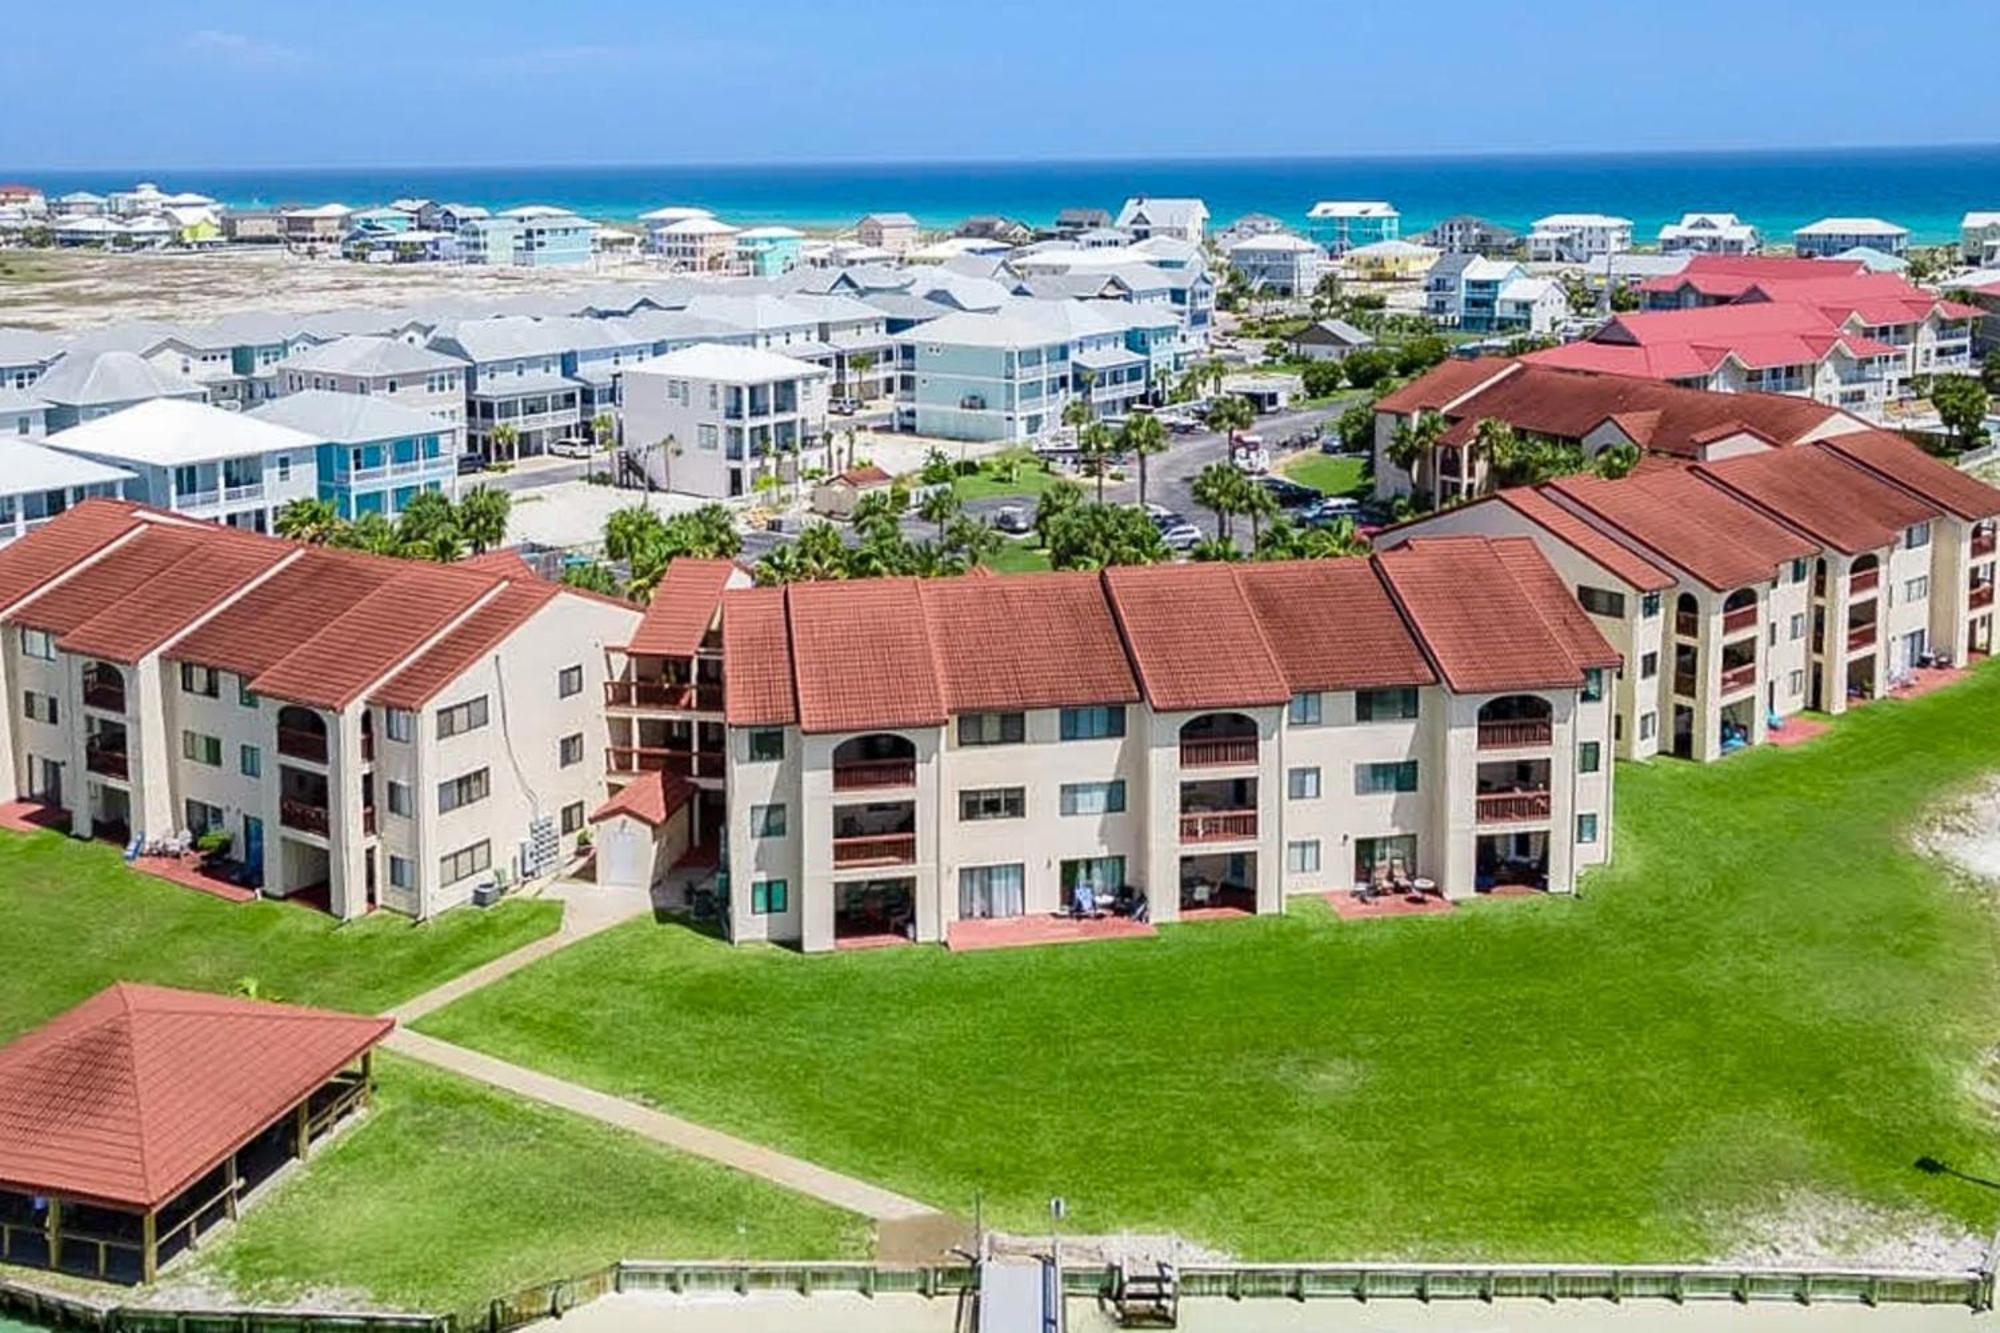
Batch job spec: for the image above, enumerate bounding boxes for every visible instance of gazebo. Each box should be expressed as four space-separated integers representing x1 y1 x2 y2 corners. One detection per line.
0 983 391 1283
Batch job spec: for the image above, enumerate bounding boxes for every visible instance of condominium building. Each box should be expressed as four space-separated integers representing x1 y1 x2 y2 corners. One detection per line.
1526 214 1634 263
618 344 832 500
683 550 1615 950
459 207 596 268
0 502 638 919
1305 201 1400 254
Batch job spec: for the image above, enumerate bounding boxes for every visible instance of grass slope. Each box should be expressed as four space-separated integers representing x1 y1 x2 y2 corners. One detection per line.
420 667 2000 1260
194 1055 870 1313
1277 451 1367 497
0 829 560 1040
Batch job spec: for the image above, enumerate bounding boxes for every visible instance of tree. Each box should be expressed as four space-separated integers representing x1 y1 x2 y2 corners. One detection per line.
1239 478 1279 545
1190 536 1241 562
841 427 860 472
456 485 512 554
396 490 460 555
1478 419 1587 487
1592 440 1642 480
1192 461 1243 539
1077 420 1116 503
1340 347 1398 390
487 422 519 463
1204 395 1255 441
847 351 876 401
560 559 621 595
1608 284 1642 313
589 413 616 452
275 497 340 544
919 448 955 486
851 485 908 530
1301 359 1345 398
1393 335 1451 377
1032 478 1082 548
1044 502 1169 570
946 514 1002 568
1118 412 1169 506
918 486 963 541
1931 374 1992 450
795 522 850 580
753 542 806 586
332 511 402 556
1336 400 1375 452
1255 515 1368 560
604 504 666 562
1386 410 1445 474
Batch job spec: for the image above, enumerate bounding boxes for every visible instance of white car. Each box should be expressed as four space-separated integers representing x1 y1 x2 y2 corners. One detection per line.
548 437 596 459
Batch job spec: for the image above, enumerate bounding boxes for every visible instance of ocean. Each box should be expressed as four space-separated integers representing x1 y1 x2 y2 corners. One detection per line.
12 144 2000 244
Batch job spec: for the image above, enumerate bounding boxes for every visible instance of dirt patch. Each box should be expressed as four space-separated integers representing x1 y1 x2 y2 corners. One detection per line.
1717 1191 1987 1270
1914 776 2000 887
986 1230 1233 1267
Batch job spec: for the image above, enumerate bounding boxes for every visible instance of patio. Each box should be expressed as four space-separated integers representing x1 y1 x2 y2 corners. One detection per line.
947 914 1157 952
1322 889 1455 922
130 850 258 904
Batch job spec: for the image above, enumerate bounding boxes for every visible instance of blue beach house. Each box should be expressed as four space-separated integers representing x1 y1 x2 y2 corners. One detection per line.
735 226 804 277
249 390 455 519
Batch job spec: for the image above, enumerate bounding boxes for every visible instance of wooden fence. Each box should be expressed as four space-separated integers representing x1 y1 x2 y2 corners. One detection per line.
0 1277 445 1333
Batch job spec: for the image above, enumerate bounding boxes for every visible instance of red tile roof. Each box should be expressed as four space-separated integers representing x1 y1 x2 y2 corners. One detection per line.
59 537 295 665
1494 488 1676 592
1231 560 1435 691
1376 537 1618 691
1638 255 1867 300
833 464 892 488
627 558 739 657
1818 430 2000 522
785 579 948 732
1548 467 1818 591
720 586 798 727
371 580 561 710
0 499 145 614
248 567 500 710
919 571 1141 712
1696 446 1939 556
1102 563 1292 712
169 548 404 678
9 525 213 636
590 769 694 827
1524 303 1900 380
1373 358 1515 415
0 984 390 1211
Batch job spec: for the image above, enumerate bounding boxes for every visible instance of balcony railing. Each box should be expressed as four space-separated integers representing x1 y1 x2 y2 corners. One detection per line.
1477 719 1551 749
1850 566 1880 596
1972 584 1996 611
280 798 329 836
831 832 917 868
1848 624 1877 653
1180 738 1258 768
221 481 265 504
1719 663 1757 696
278 726 329 764
1721 604 1759 637
176 488 221 510
832 759 917 791
605 747 727 780
362 807 377 837
1971 530 1996 560
84 743 128 780
1675 610 1699 638
1476 790 1552 824
1180 810 1258 843
604 680 724 711
82 680 126 713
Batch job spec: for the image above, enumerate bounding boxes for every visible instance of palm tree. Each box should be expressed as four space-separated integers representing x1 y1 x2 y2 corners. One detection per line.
840 427 859 473
945 514 1001 568
333 510 402 556
589 413 616 453
1205 395 1255 443
456 486 512 554
1386 410 1445 480
604 504 666 562
1192 461 1241 540
754 542 806 586
795 523 850 580
847 351 877 402
1118 413 1169 506
918 487 963 541
275 497 340 544
1239 478 1279 546
487 422 520 465
560 559 621 595
396 490 459 553
1077 421 1116 503
1190 536 1242 562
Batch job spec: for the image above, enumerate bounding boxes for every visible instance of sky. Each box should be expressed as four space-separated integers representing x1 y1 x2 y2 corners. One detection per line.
3 0 1997 170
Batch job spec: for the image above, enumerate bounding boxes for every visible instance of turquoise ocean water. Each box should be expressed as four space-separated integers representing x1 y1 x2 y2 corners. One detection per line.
12 145 2000 244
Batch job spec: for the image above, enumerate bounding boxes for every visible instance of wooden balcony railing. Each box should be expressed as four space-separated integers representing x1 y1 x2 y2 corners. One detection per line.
831 832 917 867
1848 624 1877 653
605 747 727 780
1673 670 1698 698
605 680 724 711
1674 610 1700 638
1180 810 1257 843
1971 530 1996 560
1971 583 1995 611
1180 737 1258 768
1721 604 1759 637
82 680 126 713
1476 790 1552 824
832 759 917 791
84 743 128 780
1719 662 1757 695
1477 718 1551 749
277 726 329 764
279 798 329 836
1850 566 1880 596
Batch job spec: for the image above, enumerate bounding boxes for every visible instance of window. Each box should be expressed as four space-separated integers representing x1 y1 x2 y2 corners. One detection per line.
1639 711 1658 741
1059 705 1125 740
559 733 584 767
558 664 583 697
440 839 491 885
1577 813 1600 845
1355 760 1419 795
1789 669 1806 694
747 728 785 761
438 767 491 814
385 708 415 742
1579 741 1601 774
561 801 585 835
1060 780 1126 815
751 803 786 837
436 695 490 739
1577 586 1626 617
238 677 258 708
1769 622 1780 647
239 744 261 778
1285 692 1324 726
19 627 53 661
387 781 413 817
1905 576 1929 601
1790 613 1807 641
180 730 222 766
184 799 224 834
179 662 219 698
1582 668 1605 702
1355 687 1419 721
1904 522 1932 550
960 787 1025 821
1286 839 1321 875
960 863 1025 919
21 690 56 725
1641 591 1662 618
751 879 789 914
958 712 1025 746
1287 766 1321 799
1791 557 1810 583
389 855 414 891
1640 651 1658 680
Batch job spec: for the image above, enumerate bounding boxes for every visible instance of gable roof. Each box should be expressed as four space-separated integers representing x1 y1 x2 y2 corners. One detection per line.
1230 561 1435 691
1491 487 1676 592
1101 563 1291 712
47 398 318 466
1374 358 1515 415
1818 431 2000 522
31 350 205 409
1548 467 1817 591
1696 446 1938 556
0 498 146 614
247 566 500 709
919 572 1141 713
720 586 797 727
590 769 694 828
370 580 561 710
785 579 948 733
627 558 739 657
169 547 405 677
0 984 390 1211
248 390 456 444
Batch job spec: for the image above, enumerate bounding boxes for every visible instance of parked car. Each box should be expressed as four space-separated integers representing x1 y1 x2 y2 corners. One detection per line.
1259 475 1319 508
1159 522 1203 552
994 504 1032 534
1303 496 1363 527
455 453 484 476
548 436 595 458
1230 434 1269 474
830 397 860 415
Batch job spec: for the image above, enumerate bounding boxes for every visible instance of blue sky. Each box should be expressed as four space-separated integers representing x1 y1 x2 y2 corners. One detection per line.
4 0 1996 169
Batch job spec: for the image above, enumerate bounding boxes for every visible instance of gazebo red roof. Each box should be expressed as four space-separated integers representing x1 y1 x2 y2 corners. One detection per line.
0 984 392 1210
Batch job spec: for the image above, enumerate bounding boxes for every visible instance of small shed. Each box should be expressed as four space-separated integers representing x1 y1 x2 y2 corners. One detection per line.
1287 319 1375 363
812 463 895 518
0 984 390 1284
590 769 695 891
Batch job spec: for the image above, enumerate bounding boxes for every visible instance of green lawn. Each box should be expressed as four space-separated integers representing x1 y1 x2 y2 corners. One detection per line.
191 1055 869 1313
952 448 1066 502
983 539 1054 574
1277 451 1367 497
419 665 2000 1261
0 829 562 1040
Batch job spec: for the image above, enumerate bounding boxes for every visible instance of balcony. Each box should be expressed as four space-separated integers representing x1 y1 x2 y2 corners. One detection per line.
831 832 917 868
84 741 129 780
278 726 329 764
1848 624 1877 654
1719 662 1757 696
833 758 917 792
1721 604 1759 638
1673 670 1698 698
1180 810 1257 843
1972 584 1996 611
1477 718 1551 750
175 488 221 511
1180 738 1258 768
279 798 329 836
604 680 724 711
1971 530 1996 560
221 481 265 505
1850 566 1880 596
1675 610 1699 638
362 806 377 837
1476 790 1552 824
606 746 726 781
82 679 127 713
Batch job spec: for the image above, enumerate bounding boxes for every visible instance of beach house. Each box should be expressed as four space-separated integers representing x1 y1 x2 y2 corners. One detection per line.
653 216 741 272
1794 218 1910 259
426 318 588 463
281 205 353 248
459 207 595 268
735 226 805 277
1527 214 1634 263
248 391 458 521
0 330 62 390
1305 201 1400 254
1224 233 1328 296
274 335 469 455
32 351 208 431
618 344 831 500
1414 215 1520 257
1961 212 2000 266
1426 256 1569 333
1114 198 1209 245
0 444 131 545
1658 213 1761 255
855 213 921 256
